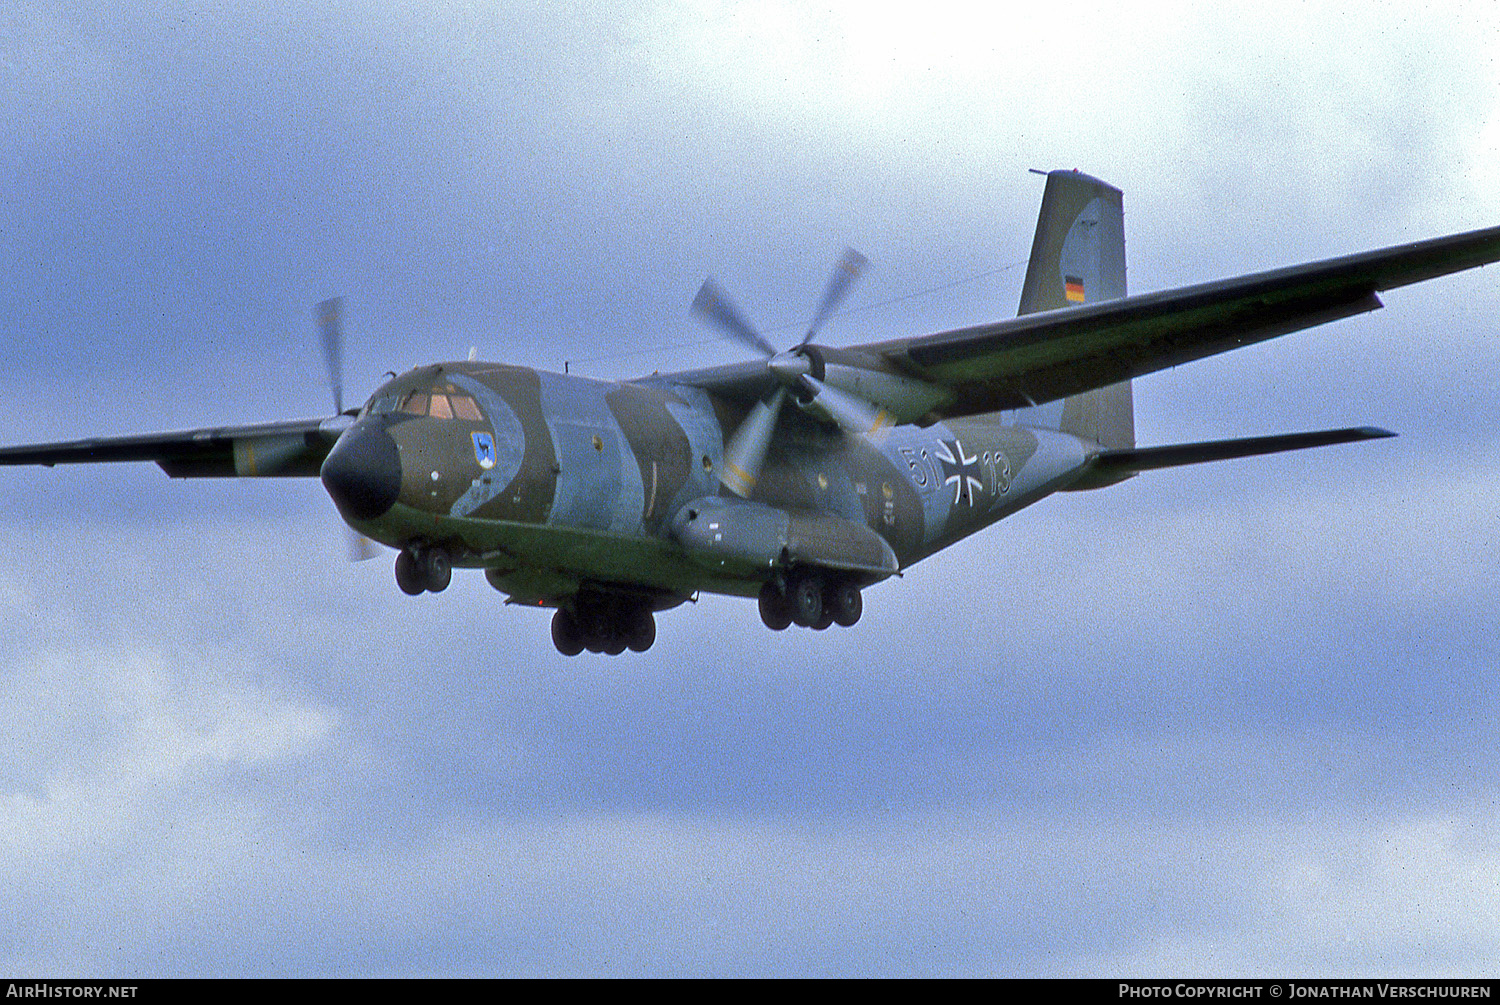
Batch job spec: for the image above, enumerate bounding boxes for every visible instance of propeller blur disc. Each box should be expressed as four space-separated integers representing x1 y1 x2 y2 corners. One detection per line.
317 296 346 415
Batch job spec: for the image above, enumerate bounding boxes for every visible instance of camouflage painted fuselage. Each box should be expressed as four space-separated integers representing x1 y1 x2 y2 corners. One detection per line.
328 360 1097 610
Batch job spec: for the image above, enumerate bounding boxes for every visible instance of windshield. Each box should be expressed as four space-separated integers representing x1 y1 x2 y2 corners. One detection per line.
364 388 482 421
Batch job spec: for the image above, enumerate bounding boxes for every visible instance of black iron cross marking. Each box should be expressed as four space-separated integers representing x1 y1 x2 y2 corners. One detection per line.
934 438 982 506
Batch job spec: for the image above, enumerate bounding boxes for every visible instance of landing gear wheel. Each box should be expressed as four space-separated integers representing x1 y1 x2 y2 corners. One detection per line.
626 609 656 653
551 609 585 656
828 581 863 627
422 547 452 593
758 582 793 631
577 605 608 653
565 593 662 655
788 572 824 628
395 550 426 595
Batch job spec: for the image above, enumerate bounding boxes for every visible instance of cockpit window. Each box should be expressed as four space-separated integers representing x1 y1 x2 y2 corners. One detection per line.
370 388 483 421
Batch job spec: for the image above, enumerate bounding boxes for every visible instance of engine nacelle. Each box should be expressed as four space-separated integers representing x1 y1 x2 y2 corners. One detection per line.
771 345 952 424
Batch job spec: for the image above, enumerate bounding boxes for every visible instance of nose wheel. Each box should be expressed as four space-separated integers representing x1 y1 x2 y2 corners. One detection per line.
394 545 452 595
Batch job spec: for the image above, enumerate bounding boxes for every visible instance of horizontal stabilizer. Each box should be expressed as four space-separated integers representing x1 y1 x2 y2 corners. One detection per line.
1080 425 1394 485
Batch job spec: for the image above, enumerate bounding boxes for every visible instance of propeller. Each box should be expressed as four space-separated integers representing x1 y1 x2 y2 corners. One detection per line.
691 248 876 497
317 296 346 415
801 248 868 347
316 296 381 561
690 279 780 359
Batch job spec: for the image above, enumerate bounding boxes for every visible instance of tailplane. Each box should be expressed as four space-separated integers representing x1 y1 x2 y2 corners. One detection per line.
1069 426 1396 491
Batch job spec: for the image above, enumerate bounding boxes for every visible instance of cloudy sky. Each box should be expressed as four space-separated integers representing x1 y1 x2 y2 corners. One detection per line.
3 0 1500 977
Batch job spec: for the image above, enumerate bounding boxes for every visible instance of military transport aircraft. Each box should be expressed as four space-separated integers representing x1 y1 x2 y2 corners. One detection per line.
3 170 1498 655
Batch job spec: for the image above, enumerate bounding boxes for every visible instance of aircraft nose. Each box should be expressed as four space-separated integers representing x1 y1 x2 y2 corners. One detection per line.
320 420 401 521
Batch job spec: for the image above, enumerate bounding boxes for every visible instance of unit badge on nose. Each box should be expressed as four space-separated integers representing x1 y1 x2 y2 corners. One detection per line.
473 431 496 470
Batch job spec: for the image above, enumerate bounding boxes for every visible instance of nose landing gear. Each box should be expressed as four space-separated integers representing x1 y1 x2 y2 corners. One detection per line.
394 545 452 595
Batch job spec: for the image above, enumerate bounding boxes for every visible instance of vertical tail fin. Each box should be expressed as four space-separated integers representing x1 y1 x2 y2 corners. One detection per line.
1016 170 1134 451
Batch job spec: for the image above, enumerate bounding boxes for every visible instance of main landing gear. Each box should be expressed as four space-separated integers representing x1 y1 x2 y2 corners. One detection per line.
551 594 657 656
394 545 452 595
758 569 863 632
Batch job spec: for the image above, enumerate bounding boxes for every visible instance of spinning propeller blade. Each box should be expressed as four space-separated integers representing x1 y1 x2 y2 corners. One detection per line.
316 296 380 560
690 278 778 358
692 249 874 497
720 388 786 498
800 247 868 347
317 296 346 415
345 529 382 562
796 374 893 440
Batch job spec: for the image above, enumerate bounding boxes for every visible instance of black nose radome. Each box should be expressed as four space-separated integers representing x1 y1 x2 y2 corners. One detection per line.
320 420 401 521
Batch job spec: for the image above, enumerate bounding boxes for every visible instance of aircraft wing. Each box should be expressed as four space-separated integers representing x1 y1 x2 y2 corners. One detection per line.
0 416 346 477
662 224 1500 417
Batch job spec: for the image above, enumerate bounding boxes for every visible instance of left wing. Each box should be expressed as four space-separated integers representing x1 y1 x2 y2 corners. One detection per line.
0 416 348 477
